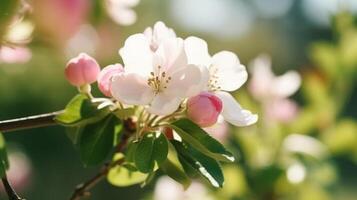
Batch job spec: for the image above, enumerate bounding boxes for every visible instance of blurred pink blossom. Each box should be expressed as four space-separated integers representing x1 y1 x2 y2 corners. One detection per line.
265 99 298 123
154 176 214 200
0 46 32 64
0 151 32 192
106 0 140 26
248 54 301 123
33 0 89 44
249 54 301 100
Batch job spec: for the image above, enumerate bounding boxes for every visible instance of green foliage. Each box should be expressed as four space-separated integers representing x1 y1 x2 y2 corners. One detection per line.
152 133 169 165
160 159 191 189
107 153 148 187
172 140 224 188
134 132 168 173
170 118 234 162
134 134 156 173
55 94 110 127
0 132 9 178
79 116 119 166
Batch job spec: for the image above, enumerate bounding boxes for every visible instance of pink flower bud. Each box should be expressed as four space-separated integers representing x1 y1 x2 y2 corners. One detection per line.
187 92 223 127
97 64 124 97
65 53 100 86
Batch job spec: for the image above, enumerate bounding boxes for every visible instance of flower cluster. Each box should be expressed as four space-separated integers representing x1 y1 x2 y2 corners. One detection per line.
64 21 257 129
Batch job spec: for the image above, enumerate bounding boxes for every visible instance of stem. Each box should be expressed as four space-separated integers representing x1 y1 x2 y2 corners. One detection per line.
0 111 63 133
0 111 135 200
70 118 134 200
1 175 25 200
69 158 125 200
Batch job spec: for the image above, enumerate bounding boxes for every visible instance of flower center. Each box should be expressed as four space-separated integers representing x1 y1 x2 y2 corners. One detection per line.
147 66 172 94
208 65 221 91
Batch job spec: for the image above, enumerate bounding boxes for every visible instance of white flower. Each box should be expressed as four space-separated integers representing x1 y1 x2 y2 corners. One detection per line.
184 36 258 126
143 21 177 52
248 54 301 100
106 0 140 26
248 55 301 123
154 176 214 200
111 34 206 115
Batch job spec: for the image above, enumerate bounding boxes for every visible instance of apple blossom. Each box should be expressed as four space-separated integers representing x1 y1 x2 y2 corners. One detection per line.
111 34 206 115
187 92 223 127
97 64 124 97
0 151 31 192
184 36 258 126
106 0 140 26
65 53 100 86
143 21 176 52
0 46 32 64
266 98 298 123
154 176 214 200
248 54 301 122
248 54 301 100
33 0 89 44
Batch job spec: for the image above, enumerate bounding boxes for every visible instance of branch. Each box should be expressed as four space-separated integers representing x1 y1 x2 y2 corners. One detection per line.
0 111 63 133
69 158 125 200
1 175 25 200
69 119 134 200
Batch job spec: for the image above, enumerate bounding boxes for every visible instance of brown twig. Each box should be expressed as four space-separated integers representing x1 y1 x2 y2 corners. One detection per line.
0 111 134 200
69 158 125 200
1 175 25 200
0 111 63 133
69 118 135 200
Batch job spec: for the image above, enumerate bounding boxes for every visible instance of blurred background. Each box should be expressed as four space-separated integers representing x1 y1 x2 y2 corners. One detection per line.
1 0 357 199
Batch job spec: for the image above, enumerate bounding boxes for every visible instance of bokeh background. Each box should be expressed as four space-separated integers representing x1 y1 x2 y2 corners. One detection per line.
1 0 357 199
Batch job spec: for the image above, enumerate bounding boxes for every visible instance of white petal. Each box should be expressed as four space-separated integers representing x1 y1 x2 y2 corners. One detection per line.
107 7 137 26
248 55 274 99
111 73 154 105
155 37 187 75
153 21 176 44
120 0 140 7
211 51 248 92
215 91 258 126
119 34 153 76
271 70 301 98
184 36 211 66
166 64 208 98
147 93 182 115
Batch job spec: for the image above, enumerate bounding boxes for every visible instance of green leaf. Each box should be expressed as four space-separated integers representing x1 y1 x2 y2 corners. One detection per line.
55 94 109 126
172 140 224 188
152 133 168 165
0 132 9 178
79 115 118 166
177 154 200 178
160 159 191 189
125 141 139 163
107 153 148 187
170 118 234 162
134 133 155 173
66 126 83 145
134 132 169 173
